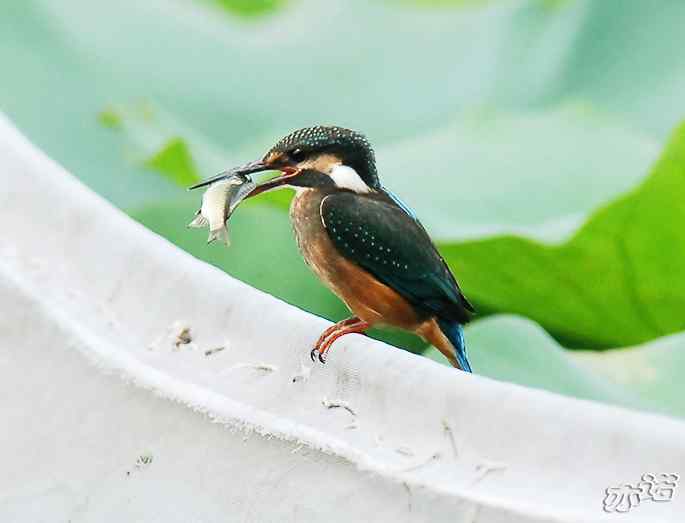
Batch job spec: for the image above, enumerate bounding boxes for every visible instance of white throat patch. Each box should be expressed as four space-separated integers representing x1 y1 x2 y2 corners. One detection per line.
329 164 371 193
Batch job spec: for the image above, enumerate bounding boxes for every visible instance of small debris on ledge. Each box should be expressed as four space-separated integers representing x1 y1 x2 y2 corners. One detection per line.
321 397 356 416
471 459 508 486
395 445 415 457
204 346 226 357
442 418 459 459
291 362 312 383
223 362 278 374
147 320 197 351
136 453 154 469
401 452 442 473
126 452 154 477
173 323 192 349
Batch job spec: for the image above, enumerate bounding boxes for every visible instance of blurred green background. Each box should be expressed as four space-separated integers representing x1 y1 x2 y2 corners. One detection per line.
2 0 685 418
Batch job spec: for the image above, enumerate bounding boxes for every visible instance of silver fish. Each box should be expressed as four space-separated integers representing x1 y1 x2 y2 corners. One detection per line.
187 174 256 245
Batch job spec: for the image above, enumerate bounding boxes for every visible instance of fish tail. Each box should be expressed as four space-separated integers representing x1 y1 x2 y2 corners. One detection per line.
207 227 230 246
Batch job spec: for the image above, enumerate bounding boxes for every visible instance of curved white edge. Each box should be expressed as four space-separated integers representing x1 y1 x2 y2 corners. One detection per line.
1 113 683 523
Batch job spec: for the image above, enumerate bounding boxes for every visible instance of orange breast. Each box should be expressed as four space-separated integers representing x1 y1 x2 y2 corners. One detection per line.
290 189 422 329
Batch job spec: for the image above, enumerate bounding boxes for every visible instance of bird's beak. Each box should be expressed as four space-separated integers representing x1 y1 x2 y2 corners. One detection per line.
187 159 274 191
244 165 300 198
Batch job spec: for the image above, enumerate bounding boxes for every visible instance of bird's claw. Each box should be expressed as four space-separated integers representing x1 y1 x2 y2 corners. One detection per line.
310 347 326 364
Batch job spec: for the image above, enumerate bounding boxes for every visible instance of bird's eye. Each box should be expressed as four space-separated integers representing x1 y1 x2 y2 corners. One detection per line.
289 148 305 162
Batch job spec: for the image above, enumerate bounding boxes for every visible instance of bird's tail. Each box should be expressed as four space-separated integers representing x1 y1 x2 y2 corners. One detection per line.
436 318 472 373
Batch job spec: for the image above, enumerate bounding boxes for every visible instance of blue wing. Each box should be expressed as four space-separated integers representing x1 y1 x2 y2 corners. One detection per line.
320 191 473 323
381 186 417 220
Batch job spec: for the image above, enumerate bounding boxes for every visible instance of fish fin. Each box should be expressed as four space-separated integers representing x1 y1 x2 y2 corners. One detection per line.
188 211 208 228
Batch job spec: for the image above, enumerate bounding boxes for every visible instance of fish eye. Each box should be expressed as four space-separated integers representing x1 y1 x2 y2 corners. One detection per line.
289 148 306 162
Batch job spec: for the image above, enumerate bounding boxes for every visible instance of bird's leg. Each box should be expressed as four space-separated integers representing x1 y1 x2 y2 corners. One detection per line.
313 317 360 354
311 317 370 363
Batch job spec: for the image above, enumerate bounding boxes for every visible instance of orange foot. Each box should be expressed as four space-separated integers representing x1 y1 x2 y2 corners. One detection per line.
310 317 370 364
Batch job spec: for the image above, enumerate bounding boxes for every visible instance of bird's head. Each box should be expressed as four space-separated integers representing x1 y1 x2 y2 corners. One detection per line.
190 126 379 195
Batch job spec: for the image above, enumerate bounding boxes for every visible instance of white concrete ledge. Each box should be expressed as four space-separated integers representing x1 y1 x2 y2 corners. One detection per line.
1 114 683 522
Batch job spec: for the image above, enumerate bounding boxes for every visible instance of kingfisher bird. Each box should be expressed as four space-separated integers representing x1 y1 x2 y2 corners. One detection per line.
191 126 474 371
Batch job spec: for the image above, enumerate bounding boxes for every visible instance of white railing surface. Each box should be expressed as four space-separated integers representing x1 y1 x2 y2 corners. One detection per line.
1 114 683 522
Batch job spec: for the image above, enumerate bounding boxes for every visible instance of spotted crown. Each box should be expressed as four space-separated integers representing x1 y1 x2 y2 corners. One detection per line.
270 126 379 187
